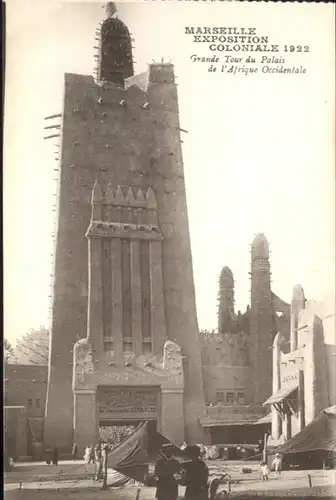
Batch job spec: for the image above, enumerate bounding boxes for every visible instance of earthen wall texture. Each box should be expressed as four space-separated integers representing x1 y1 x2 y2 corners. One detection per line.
5 364 48 418
4 406 28 459
45 68 206 449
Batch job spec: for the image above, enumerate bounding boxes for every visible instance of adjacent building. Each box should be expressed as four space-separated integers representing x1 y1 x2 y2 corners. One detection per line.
265 285 336 445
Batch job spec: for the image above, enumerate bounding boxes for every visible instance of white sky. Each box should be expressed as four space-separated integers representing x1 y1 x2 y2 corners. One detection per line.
4 1 335 344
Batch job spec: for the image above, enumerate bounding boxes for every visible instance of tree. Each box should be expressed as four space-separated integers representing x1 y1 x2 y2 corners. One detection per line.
99 425 135 448
4 339 16 363
13 327 49 365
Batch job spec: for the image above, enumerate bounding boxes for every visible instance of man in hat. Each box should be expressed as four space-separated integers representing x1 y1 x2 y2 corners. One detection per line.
183 445 209 500
154 445 180 500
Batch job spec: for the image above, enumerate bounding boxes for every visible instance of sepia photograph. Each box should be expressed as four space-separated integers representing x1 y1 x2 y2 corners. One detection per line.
3 1 335 499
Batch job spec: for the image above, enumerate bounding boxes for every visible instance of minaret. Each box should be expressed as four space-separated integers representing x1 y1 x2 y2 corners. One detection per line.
249 234 273 404
98 3 134 86
217 266 235 333
290 284 306 351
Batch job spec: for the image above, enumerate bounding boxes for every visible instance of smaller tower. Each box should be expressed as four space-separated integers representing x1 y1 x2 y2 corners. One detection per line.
249 233 273 404
99 3 134 86
290 284 306 351
217 266 235 333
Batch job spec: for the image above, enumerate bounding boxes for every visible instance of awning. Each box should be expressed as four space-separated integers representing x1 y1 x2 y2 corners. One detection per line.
263 383 298 406
200 415 266 427
253 412 272 425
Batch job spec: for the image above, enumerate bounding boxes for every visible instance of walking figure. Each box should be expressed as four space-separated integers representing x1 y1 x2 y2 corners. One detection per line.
72 442 78 461
272 453 282 478
94 444 103 481
52 447 59 466
260 461 269 481
88 444 95 464
45 445 52 465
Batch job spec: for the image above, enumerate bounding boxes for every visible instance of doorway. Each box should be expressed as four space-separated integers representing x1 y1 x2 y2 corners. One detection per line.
99 419 158 459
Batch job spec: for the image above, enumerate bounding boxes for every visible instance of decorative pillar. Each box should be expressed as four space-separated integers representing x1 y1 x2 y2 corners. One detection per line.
111 239 123 360
87 237 103 349
161 341 184 445
160 389 185 445
150 241 167 355
131 240 142 357
284 410 291 440
304 314 328 424
298 369 305 431
271 333 282 440
73 390 98 455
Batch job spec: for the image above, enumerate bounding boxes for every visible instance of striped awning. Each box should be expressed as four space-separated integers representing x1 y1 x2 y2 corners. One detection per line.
263 383 298 406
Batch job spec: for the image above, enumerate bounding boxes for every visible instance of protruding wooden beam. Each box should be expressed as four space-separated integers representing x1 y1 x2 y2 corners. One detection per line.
44 113 62 120
44 134 60 140
44 124 61 130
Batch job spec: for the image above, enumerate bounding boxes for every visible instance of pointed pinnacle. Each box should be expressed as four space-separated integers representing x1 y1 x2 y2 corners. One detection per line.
126 186 135 203
136 188 146 203
146 186 157 208
92 180 103 203
106 183 114 203
114 185 124 204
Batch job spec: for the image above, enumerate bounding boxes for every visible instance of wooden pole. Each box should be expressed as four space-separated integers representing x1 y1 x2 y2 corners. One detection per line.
263 433 267 462
101 446 108 490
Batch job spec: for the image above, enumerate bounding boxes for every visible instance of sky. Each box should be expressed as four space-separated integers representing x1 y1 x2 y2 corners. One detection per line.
4 0 335 345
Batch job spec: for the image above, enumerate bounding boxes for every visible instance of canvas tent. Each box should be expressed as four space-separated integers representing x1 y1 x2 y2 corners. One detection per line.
106 421 191 486
275 406 336 455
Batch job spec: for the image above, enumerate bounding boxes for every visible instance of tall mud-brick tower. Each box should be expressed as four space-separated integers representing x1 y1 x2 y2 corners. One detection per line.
217 266 235 333
45 3 206 450
249 234 273 404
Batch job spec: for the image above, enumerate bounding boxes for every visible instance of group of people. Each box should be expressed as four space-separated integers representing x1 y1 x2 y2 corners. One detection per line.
154 444 209 500
260 453 282 480
45 446 59 466
154 444 284 500
83 443 109 481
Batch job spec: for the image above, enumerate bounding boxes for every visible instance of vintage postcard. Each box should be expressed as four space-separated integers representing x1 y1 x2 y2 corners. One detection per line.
4 0 335 498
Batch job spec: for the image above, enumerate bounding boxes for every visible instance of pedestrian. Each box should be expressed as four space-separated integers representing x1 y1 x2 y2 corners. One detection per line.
260 461 269 481
84 446 90 463
183 445 209 500
88 444 95 464
45 445 52 465
154 446 180 500
101 443 110 490
72 442 78 461
94 444 103 481
272 453 282 478
52 447 59 466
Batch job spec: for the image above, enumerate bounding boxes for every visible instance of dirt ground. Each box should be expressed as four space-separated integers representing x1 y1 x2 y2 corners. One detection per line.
4 461 336 500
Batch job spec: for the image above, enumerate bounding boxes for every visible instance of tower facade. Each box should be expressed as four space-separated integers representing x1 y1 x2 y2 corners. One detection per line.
249 234 274 404
45 5 205 450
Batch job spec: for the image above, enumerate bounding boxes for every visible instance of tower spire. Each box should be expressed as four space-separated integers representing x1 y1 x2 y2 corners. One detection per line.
105 2 117 18
98 2 133 86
